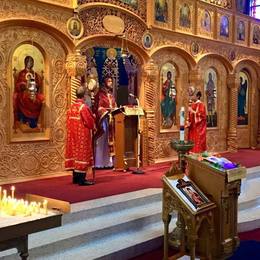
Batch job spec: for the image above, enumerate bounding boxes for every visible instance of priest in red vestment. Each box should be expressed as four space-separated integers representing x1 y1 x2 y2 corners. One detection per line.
65 87 95 185
187 91 207 153
93 77 117 168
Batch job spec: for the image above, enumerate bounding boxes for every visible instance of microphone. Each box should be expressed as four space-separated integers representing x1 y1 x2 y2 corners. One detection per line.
129 93 140 107
129 93 137 98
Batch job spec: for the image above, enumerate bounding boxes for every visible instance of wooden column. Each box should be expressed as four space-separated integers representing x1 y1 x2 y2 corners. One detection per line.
227 73 239 151
257 82 260 147
189 69 203 93
65 49 86 104
142 59 158 165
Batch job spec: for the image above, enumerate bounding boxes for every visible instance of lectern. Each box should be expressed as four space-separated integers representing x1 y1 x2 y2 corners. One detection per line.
185 155 246 259
162 174 216 260
113 106 144 171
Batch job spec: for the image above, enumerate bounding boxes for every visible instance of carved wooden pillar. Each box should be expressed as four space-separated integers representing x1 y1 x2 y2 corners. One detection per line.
257 83 260 147
227 74 239 151
142 59 158 165
146 1 153 28
189 69 203 93
65 49 86 104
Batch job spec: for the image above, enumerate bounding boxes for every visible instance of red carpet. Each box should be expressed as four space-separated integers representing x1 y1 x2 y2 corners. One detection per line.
239 228 260 241
2 149 260 203
2 163 170 203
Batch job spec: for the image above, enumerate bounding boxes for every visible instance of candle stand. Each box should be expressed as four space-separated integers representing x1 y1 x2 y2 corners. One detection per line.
0 212 62 260
165 140 194 251
170 140 194 172
0 189 70 260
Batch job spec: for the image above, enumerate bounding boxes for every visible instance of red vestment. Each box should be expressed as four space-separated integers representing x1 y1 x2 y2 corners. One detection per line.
93 88 116 156
188 100 207 153
65 99 95 171
94 88 116 122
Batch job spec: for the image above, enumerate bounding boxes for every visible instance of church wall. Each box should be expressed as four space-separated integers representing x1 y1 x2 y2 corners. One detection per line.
1 0 260 182
0 26 69 183
0 0 72 37
234 61 260 148
0 0 74 183
64 0 260 164
37 0 73 8
151 48 191 161
142 0 260 162
197 56 229 152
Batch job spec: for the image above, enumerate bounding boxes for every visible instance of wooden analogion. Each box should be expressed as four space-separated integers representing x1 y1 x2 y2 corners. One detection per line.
185 155 246 259
162 174 216 260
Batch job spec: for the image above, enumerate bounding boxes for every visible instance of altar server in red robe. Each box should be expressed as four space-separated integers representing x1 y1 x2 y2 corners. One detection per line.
93 77 117 168
65 86 95 185
187 91 207 153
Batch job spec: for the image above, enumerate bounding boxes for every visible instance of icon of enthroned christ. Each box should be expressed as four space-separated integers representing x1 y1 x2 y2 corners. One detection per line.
13 55 45 132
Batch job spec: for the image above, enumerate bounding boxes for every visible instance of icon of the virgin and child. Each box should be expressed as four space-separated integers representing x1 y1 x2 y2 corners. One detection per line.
176 178 207 208
13 55 45 132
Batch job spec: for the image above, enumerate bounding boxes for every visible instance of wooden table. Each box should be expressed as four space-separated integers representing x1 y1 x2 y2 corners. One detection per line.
0 212 62 259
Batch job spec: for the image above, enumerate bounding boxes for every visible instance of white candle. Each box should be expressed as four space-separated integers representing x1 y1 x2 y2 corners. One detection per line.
180 106 185 142
11 186 15 199
43 200 48 215
3 189 7 200
37 202 41 213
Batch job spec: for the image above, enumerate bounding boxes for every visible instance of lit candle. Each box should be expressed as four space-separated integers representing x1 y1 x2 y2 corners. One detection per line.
43 199 48 215
180 106 185 142
11 186 15 199
31 202 37 213
3 189 7 200
37 202 41 213
24 201 29 215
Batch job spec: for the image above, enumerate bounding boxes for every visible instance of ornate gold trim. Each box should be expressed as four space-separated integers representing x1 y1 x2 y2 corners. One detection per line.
197 3 215 39
175 0 195 35
78 2 147 26
216 11 233 43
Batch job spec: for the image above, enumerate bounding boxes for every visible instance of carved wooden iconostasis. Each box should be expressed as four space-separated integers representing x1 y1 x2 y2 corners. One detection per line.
73 0 260 165
1 27 69 180
0 0 260 182
0 0 73 183
151 48 190 161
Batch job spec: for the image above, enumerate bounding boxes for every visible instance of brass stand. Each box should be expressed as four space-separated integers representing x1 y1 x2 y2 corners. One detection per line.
170 140 194 172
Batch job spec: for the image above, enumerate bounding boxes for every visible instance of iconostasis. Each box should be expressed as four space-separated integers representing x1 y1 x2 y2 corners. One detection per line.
0 0 259 182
